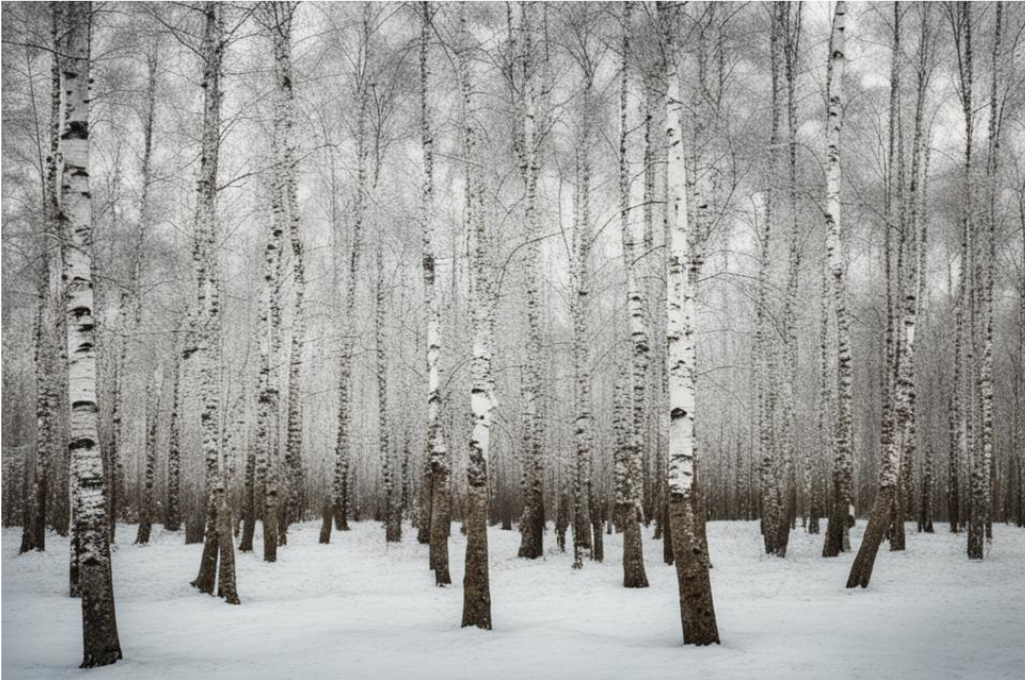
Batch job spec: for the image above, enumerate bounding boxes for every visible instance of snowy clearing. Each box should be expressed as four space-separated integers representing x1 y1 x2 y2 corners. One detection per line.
3 521 1023 680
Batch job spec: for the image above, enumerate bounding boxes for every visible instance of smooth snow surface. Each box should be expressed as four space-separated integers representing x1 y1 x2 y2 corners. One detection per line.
3 521 1023 680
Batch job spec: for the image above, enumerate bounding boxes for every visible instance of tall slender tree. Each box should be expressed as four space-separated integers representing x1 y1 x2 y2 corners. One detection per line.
60 1 124 665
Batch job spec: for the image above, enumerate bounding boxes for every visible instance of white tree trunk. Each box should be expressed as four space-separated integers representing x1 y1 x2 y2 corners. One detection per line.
60 2 123 665
663 0 719 645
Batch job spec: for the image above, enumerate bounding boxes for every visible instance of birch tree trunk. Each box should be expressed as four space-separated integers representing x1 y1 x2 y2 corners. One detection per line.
189 2 238 603
419 1 451 584
331 28 371 537
821 1 855 559
165 337 182 531
513 0 547 562
460 7 493 629
60 2 124 665
571 84 594 572
971 0 1002 560
22 3 64 555
759 2 785 557
135 366 161 545
616 1 648 587
377 239 400 543
776 1 803 556
663 0 719 646
261 2 307 532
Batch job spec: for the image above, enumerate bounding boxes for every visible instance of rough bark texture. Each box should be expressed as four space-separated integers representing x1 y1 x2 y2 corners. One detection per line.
513 0 547 562
615 2 649 588
459 7 493 630
60 2 124 665
135 367 160 545
420 1 451 584
663 1 720 646
571 67 595 572
822 1 855 559
188 2 237 602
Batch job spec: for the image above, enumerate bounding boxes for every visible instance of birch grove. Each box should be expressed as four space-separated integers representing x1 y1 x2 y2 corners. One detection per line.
2 1 1025 672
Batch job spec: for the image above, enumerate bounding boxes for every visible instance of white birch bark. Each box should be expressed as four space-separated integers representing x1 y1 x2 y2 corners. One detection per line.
60 2 124 664
821 1 855 559
663 0 719 645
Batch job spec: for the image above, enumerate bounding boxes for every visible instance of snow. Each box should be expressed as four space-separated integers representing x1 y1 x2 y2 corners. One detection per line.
3 520 1024 680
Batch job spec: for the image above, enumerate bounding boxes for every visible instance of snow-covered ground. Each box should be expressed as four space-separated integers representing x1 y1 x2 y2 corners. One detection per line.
3 520 1023 680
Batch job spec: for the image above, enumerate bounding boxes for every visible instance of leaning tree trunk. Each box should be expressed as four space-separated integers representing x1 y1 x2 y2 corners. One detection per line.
663 0 719 646
821 1 855 559
60 2 124 665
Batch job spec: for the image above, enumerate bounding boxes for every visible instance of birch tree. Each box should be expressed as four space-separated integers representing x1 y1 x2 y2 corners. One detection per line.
616 1 649 587
188 2 239 604
459 5 494 630
419 1 451 584
20 2 64 556
663 0 719 646
821 0 855 559
512 0 548 563
60 1 124 665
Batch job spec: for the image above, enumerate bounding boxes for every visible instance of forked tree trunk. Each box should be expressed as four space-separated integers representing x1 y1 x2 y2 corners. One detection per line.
188 2 238 602
60 2 124 665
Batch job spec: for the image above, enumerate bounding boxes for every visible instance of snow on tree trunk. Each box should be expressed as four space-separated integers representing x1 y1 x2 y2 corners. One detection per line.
821 1 855 559
663 0 719 646
60 2 124 665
